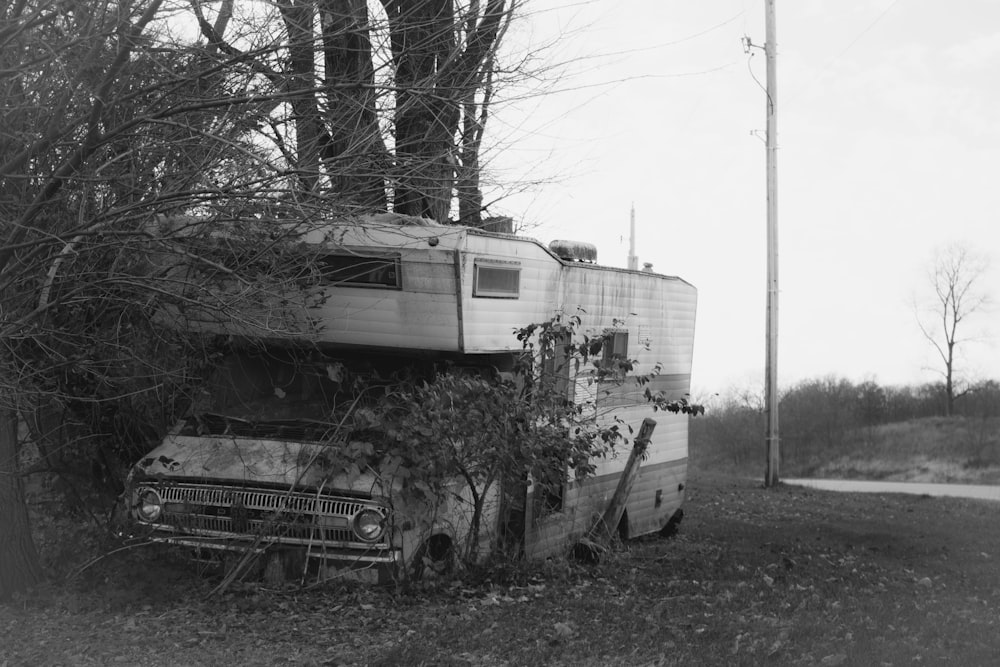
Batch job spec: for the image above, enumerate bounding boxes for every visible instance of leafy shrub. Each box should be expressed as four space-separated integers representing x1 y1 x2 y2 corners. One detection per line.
320 311 702 569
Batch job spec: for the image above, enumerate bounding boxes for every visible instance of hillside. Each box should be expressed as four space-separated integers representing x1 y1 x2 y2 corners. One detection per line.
693 415 1000 485
805 416 1000 484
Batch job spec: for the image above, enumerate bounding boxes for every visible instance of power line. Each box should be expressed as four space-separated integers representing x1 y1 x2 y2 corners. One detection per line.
785 0 904 107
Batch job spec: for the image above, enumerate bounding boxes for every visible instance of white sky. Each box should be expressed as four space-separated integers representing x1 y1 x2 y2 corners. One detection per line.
487 0 1000 396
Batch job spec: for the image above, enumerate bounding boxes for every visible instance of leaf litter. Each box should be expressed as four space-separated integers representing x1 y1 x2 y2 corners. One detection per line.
3 470 1000 665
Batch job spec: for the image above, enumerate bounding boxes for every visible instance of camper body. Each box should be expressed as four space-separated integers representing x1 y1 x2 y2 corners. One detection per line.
125 219 697 579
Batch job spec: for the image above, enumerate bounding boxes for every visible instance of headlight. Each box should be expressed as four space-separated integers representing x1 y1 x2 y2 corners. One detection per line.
352 508 385 542
136 488 163 522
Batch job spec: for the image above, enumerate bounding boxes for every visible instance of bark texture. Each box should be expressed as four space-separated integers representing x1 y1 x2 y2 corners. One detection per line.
0 403 44 600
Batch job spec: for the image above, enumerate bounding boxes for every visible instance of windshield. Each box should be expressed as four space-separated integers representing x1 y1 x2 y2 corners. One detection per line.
191 349 346 423
186 348 513 442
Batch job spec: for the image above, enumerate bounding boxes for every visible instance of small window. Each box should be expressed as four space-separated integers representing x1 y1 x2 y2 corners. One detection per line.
600 331 629 382
473 261 520 298
602 331 629 364
534 481 564 518
318 254 400 288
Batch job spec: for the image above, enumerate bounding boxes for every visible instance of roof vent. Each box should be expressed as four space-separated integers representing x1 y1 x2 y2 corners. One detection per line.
548 240 597 263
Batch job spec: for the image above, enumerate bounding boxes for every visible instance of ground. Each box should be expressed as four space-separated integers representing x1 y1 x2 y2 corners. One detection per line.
2 470 999 666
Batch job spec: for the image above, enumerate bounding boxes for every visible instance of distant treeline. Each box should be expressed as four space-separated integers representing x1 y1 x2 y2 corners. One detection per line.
690 378 1000 474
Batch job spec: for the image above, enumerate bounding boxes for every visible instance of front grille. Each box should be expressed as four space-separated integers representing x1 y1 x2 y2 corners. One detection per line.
139 482 390 551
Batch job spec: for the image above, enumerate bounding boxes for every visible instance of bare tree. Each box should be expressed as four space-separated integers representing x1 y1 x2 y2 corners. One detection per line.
0 0 165 601
915 244 992 417
189 0 516 223
0 0 326 600
0 0 529 599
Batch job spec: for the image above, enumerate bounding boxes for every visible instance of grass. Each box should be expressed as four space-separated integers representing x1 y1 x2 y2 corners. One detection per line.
694 415 1000 485
3 468 1000 666
811 416 1000 483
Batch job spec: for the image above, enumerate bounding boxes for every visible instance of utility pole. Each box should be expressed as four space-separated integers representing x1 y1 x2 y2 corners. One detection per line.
764 0 780 487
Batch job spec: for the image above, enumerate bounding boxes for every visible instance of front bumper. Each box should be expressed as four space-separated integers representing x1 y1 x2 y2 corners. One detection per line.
127 480 398 564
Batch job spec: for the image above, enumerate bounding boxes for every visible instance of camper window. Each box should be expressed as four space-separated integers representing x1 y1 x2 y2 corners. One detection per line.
318 253 401 288
473 261 520 298
534 481 564 517
602 331 629 368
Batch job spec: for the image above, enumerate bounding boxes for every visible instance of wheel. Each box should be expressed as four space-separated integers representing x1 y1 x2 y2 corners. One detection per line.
410 534 454 580
658 508 684 538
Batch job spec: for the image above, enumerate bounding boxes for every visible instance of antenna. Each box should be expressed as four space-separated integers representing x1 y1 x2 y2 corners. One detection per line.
627 203 638 271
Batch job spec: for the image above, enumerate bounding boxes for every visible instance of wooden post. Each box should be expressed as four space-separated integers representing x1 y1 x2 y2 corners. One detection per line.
591 418 656 542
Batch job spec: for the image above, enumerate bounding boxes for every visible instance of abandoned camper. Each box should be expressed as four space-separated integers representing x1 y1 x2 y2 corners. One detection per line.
124 217 698 580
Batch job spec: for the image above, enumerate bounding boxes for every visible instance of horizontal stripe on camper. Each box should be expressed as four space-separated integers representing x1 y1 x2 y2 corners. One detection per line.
623 456 687 537
595 373 691 409
314 291 460 350
593 410 689 471
524 457 687 559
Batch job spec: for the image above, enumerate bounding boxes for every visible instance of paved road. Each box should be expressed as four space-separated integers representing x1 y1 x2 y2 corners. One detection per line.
784 478 1000 502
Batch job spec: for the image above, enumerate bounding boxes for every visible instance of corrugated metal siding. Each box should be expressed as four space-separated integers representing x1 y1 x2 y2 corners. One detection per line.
518 262 696 558
524 458 687 559
310 246 460 350
595 410 689 472
595 373 691 409
312 291 459 350
459 235 561 352
625 456 687 536
559 266 698 379
560 268 695 466
300 227 698 368
522 472 595 560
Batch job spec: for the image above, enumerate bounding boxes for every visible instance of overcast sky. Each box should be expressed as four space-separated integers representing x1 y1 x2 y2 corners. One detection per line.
487 0 1000 396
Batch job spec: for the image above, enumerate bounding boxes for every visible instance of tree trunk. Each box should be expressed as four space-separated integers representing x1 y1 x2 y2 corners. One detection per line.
383 0 458 222
279 0 333 193
380 0 507 222
456 0 506 225
321 0 388 210
0 402 44 601
946 351 955 417
457 89 485 226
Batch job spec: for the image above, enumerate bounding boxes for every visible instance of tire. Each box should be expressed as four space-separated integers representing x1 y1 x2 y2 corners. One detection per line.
410 534 454 580
659 508 684 538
